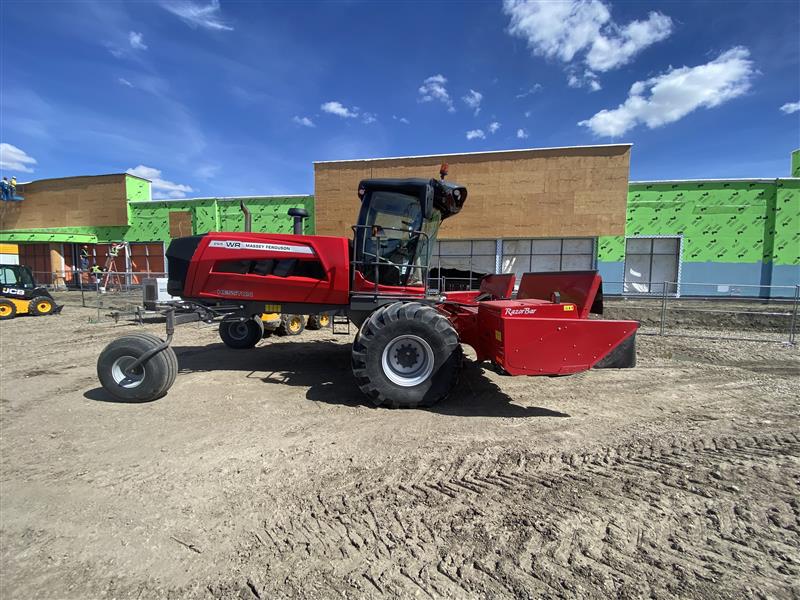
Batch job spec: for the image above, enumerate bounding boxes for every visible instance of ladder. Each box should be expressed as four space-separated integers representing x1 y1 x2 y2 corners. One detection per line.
332 313 351 335
100 243 126 290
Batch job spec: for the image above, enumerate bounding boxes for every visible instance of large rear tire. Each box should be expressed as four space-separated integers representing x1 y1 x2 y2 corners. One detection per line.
0 299 16 320
219 317 264 349
351 302 462 408
97 333 177 402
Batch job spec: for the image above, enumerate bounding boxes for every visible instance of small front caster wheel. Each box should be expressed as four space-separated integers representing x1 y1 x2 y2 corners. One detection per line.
97 333 178 402
219 316 264 349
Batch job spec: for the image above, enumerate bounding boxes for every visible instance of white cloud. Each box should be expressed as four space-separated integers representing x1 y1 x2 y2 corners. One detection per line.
578 47 755 137
586 11 672 71
418 74 455 112
517 128 529 139
160 0 233 31
568 70 601 91
0 143 37 173
515 84 542 98
524 110 532 118
292 116 315 127
195 164 220 180
780 101 800 114
126 165 194 199
488 121 501 134
128 31 147 50
462 89 483 115
393 115 410 124
466 129 485 140
503 0 672 87
118 77 134 88
361 112 377 124
321 101 359 118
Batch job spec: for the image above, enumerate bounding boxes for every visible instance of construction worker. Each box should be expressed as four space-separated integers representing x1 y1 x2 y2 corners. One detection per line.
0 177 8 201
79 245 90 271
9 176 17 198
108 242 123 258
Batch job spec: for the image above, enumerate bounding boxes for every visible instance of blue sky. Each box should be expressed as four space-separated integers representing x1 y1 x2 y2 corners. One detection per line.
1 0 798 199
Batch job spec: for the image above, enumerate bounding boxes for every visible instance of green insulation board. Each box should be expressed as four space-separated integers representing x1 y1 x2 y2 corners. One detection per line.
0 196 316 244
598 178 799 266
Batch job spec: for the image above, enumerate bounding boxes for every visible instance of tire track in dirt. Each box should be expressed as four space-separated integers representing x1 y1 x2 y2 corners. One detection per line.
232 433 800 599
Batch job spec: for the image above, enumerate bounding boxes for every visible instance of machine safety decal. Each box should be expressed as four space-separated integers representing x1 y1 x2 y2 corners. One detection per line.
563 305 575 311
209 240 314 255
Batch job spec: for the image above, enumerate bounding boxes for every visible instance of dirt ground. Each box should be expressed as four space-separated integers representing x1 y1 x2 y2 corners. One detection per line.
1 297 798 599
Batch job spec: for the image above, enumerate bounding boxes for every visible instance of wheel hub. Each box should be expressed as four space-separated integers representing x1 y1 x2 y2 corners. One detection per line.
228 321 250 340
395 343 420 369
111 356 145 388
381 334 434 387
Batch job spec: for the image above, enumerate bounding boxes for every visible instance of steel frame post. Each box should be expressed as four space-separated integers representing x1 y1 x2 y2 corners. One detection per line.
660 281 669 336
790 285 799 345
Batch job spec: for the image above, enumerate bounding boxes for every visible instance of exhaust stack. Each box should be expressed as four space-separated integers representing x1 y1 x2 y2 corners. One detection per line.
288 208 308 235
240 201 252 232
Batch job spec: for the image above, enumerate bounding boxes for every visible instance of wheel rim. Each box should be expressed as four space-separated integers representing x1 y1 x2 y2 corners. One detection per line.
226 321 251 341
111 356 145 389
0 305 11 317
319 314 330 327
381 334 435 387
37 301 52 313
289 317 302 333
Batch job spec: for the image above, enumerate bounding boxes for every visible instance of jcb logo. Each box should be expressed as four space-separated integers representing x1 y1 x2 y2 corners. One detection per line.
2 287 24 296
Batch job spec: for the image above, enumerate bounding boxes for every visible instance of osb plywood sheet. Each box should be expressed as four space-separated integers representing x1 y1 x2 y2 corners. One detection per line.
169 211 193 238
314 146 631 238
0 175 130 231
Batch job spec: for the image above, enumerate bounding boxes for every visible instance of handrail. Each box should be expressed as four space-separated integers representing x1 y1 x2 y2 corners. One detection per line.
350 224 432 299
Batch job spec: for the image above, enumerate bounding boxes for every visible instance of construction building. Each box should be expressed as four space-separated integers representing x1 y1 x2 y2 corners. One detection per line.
1 146 797 297
0 173 313 283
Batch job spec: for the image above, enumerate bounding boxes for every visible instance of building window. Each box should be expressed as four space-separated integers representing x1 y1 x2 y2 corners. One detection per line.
624 237 680 294
430 237 596 290
501 238 595 280
431 240 496 289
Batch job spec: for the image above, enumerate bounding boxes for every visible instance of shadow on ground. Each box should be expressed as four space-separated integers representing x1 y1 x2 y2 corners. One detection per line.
139 339 570 418
84 387 153 403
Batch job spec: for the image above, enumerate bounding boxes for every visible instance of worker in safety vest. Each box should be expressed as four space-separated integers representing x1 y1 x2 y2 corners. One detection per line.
80 245 90 271
9 176 17 198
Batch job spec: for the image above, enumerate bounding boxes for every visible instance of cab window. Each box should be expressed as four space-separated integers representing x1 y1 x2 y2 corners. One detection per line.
0 266 19 286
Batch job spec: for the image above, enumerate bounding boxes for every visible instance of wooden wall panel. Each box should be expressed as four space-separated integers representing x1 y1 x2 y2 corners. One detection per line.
313 145 631 239
0 174 130 230
168 211 193 238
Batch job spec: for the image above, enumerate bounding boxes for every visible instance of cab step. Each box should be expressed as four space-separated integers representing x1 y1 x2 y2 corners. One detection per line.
332 314 350 335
